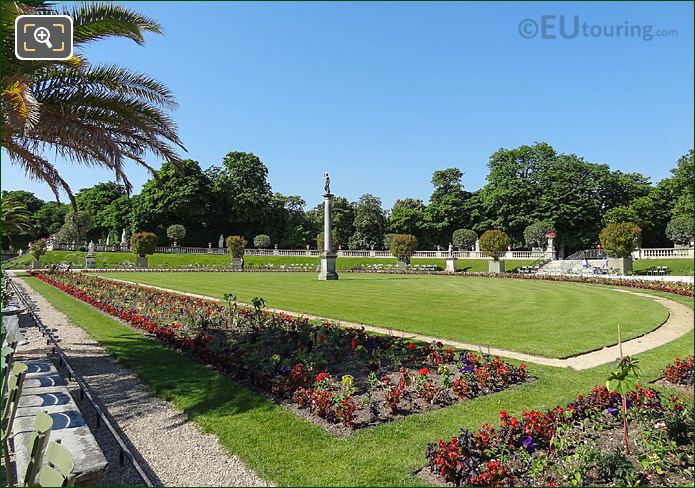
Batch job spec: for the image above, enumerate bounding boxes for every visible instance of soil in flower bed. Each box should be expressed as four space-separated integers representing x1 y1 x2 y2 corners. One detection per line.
424 385 694 486
28 271 530 435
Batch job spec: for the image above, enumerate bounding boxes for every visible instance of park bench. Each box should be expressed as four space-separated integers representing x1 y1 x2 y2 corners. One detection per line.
13 359 108 486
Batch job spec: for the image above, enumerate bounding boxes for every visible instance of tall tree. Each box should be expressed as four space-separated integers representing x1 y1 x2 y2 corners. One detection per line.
424 168 471 246
131 160 211 244
349 194 387 249
388 198 427 248
207 151 273 240
2 2 184 206
75 182 127 239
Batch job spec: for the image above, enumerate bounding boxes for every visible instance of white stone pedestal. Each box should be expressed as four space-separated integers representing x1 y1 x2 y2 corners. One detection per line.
445 257 457 273
85 255 96 269
231 257 244 270
318 253 338 280
608 257 633 275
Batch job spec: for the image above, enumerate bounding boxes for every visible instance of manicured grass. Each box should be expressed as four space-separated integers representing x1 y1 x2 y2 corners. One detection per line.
4 250 536 272
633 258 695 276
99 272 668 358
21 276 693 486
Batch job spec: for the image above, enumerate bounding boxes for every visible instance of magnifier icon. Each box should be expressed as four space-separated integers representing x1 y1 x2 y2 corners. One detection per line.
33 26 53 48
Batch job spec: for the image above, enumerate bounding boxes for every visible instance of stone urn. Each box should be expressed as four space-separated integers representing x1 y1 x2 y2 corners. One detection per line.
231 257 244 270
136 256 149 269
488 260 505 273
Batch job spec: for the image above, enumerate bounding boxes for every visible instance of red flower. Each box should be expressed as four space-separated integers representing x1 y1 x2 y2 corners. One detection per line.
316 372 331 383
418 367 429 376
351 338 358 350
408 342 415 350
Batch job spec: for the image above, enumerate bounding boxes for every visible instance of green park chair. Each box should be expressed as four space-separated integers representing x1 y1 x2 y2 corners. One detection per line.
23 411 54 487
2 361 29 486
36 465 65 487
42 439 75 486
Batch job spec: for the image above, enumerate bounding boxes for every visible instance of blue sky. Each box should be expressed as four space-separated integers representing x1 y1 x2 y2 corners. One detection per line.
3 1 693 209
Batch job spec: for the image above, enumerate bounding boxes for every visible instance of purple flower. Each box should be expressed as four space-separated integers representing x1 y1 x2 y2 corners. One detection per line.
626 400 633 409
607 407 618 416
460 365 474 373
522 435 535 454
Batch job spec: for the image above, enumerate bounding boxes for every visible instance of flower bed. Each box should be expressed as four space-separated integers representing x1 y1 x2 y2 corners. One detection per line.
424 385 693 486
28 271 529 434
662 356 694 387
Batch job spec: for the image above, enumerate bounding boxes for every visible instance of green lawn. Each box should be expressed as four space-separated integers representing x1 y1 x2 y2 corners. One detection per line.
4 250 538 272
633 258 695 276
20 276 694 486
99 272 668 358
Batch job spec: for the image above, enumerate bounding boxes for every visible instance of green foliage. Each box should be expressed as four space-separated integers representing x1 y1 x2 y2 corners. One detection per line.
75 182 127 239
606 356 641 395
226 235 247 258
56 211 93 243
130 231 158 257
665 216 693 245
452 228 477 250
254 234 272 249
29 238 47 261
349 194 387 249
306 197 354 249
523 221 555 249
423 169 470 245
388 198 426 245
2 198 33 241
389 234 418 262
166 224 186 243
383 233 396 250
479 230 511 260
599 222 641 258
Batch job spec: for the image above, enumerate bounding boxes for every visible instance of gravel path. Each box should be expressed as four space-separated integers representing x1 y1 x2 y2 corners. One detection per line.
98 276 693 371
12 277 270 487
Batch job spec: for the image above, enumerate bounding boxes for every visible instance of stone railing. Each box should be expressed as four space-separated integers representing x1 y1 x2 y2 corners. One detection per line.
633 247 694 259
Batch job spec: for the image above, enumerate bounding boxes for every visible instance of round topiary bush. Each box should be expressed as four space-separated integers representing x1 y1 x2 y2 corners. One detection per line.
166 224 186 244
390 234 418 264
452 229 477 250
254 234 272 249
479 230 511 261
130 232 158 257
599 222 641 258
226 235 247 259
666 216 693 246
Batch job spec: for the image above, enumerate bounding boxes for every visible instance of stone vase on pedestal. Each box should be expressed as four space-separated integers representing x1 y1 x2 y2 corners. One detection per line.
85 255 96 269
136 256 148 269
396 259 409 270
608 257 632 275
488 260 505 273
32 260 41 269
231 257 244 270
445 257 457 273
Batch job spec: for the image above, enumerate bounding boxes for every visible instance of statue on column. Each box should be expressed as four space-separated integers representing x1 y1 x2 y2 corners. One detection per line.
324 172 331 194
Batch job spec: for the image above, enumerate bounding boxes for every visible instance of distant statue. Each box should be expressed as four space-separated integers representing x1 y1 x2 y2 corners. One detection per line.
324 172 331 194
105 234 110 246
448 242 453 256
218 234 224 248
87 241 95 256
120 229 128 246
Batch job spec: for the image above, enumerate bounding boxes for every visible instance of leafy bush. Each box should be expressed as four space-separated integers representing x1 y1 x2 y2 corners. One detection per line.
666 216 693 246
226 235 247 258
253 234 272 249
166 224 186 243
452 229 477 250
479 230 511 261
390 234 418 262
56 210 92 243
523 221 555 249
599 222 641 258
29 239 47 261
130 231 158 257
